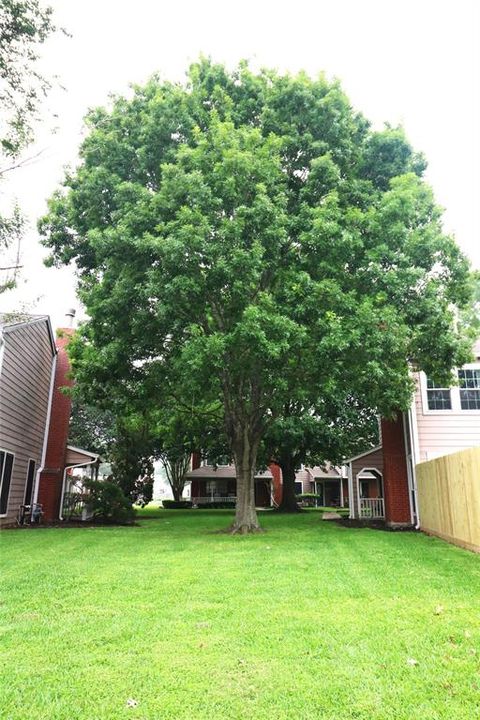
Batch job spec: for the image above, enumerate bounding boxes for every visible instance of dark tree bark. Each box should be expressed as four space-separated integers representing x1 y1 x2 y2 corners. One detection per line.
229 424 262 534
276 455 302 513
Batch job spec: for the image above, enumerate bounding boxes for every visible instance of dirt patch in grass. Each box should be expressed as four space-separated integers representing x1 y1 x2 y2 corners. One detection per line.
335 517 416 531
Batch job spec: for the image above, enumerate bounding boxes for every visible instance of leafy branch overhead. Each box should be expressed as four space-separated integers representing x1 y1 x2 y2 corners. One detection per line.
0 0 61 294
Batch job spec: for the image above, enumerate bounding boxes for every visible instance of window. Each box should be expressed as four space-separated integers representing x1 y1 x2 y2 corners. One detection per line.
0 450 14 515
24 460 36 506
426 378 452 410
202 455 231 467
206 479 228 496
294 482 303 495
359 480 369 498
458 369 480 410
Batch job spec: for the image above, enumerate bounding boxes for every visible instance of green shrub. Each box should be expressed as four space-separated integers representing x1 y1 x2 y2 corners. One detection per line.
296 493 322 507
84 480 135 524
195 500 236 509
162 500 193 509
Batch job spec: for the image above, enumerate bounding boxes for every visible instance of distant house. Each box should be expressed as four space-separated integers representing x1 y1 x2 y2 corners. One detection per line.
187 457 278 507
347 341 480 526
0 312 96 527
185 456 348 508
296 465 348 507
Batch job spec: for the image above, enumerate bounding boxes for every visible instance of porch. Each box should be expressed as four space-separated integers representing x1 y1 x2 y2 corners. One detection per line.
188 468 272 508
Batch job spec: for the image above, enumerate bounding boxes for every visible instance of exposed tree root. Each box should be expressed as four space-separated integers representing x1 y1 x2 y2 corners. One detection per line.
224 523 265 535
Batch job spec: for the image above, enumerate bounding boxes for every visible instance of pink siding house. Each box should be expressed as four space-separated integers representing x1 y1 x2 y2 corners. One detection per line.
348 341 480 526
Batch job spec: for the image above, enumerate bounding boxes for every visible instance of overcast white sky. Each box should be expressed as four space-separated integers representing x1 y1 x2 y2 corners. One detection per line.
1 0 479 328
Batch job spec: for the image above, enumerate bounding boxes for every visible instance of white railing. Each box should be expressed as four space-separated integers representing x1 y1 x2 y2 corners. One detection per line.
193 496 237 505
359 497 385 519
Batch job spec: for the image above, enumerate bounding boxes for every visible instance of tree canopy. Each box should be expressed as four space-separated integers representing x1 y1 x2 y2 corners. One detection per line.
41 59 472 532
0 0 58 293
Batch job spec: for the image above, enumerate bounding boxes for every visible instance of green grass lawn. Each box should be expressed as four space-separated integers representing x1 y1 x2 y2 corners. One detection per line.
1 509 480 720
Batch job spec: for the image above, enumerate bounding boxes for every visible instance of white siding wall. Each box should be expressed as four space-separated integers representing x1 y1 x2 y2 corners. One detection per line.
414 369 480 463
0 320 55 525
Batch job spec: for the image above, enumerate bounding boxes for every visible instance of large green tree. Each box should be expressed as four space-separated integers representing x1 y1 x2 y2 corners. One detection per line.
41 60 471 533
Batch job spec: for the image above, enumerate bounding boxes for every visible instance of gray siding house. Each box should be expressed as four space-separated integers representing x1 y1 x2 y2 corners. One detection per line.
0 314 57 527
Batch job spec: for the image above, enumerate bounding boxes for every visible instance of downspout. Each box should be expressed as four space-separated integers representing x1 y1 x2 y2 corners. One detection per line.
0 332 5 377
347 462 354 519
407 404 421 530
402 413 415 527
33 351 58 505
59 458 97 521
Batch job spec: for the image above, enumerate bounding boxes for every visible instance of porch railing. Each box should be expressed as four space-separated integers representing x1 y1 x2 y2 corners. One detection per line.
359 497 385 519
193 496 237 505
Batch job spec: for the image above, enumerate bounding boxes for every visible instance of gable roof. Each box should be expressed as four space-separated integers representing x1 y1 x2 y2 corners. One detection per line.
345 445 383 464
0 313 56 355
307 464 343 479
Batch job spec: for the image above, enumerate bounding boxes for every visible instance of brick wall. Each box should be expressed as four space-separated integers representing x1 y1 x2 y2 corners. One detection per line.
269 462 282 506
37 329 74 522
381 414 412 526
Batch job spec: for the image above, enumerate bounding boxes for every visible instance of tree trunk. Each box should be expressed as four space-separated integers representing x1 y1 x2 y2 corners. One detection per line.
172 484 182 502
277 456 302 513
229 427 262 534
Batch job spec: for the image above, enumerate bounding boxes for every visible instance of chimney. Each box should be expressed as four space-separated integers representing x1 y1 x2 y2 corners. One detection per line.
65 308 76 328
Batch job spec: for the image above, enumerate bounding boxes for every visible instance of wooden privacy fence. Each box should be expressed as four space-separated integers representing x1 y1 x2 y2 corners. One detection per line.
416 447 480 553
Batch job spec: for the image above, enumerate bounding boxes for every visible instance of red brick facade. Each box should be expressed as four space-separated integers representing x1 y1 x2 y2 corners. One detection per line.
381 415 412 526
37 329 74 522
269 462 282 506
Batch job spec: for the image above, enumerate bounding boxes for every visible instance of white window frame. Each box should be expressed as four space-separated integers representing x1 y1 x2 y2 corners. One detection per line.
457 367 480 410
419 363 480 415
0 448 15 518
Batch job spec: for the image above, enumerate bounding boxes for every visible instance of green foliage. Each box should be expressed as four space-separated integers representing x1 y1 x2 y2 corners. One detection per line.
0 0 59 157
68 399 116 458
109 421 154 507
194 500 236 509
83 479 134 524
0 0 59 293
40 59 473 528
162 499 192 509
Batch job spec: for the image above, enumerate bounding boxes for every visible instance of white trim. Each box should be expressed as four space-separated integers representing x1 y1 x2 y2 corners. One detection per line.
346 445 382 464
0 332 5 378
347 463 354 518
32 353 57 506
0 448 15 518
1 316 57 356
402 413 416 526
355 466 385 519
66 445 99 461
356 467 383 493
59 458 97 521
419 367 480 416
407 400 421 529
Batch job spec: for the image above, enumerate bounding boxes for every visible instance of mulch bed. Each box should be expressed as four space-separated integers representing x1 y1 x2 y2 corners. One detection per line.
335 517 416 532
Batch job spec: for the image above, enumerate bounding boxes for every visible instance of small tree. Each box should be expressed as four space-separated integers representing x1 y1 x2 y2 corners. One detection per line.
160 451 191 502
